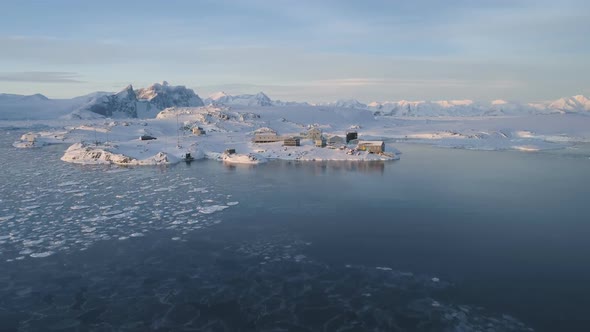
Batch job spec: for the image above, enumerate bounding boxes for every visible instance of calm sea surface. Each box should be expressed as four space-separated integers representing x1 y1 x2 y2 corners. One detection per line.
1 129 589 331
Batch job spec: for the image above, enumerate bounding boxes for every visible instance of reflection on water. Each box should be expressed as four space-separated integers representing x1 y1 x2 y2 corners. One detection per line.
223 160 387 174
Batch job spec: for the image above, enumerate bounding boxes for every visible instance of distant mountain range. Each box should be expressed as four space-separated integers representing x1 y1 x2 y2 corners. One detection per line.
322 95 590 116
1 82 588 120
204 91 273 107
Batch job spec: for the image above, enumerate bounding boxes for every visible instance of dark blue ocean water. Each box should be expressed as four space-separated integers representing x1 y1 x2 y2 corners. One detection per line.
1 129 589 331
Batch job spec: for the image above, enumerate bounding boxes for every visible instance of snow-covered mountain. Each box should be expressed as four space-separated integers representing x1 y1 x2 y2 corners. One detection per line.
545 95 590 113
205 91 273 107
74 82 205 119
318 99 368 110
2 84 589 120
367 100 487 116
136 81 204 109
366 96 590 117
314 95 589 116
80 85 138 118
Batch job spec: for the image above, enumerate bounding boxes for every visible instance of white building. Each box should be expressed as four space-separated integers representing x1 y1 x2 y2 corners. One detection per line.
253 132 282 143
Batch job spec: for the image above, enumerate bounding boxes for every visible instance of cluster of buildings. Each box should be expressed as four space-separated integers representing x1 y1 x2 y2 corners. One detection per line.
252 127 385 154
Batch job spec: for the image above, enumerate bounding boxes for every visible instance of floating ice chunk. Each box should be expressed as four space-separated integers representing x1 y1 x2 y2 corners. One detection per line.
30 251 54 258
22 239 43 246
198 205 229 214
202 199 214 203
227 201 239 206
109 213 129 219
102 210 123 216
57 181 80 187
376 266 393 271
172 209 193 216
0 215 14 222
294 254 306 262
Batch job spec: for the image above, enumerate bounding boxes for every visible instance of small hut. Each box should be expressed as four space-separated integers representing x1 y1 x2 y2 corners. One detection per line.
283 137 300 146
357 141 385 154
346 131 358 143
253 130 282 143
315 137 327 147
327 135 345 146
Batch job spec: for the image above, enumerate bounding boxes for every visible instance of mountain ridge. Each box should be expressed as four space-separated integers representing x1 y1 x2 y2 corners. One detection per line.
1 85 588 120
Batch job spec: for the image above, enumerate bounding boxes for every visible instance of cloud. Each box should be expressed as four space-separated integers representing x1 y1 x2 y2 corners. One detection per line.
0 71 84 83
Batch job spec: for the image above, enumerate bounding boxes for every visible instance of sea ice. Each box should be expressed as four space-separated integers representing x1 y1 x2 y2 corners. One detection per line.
30 251 54 258
198 205 229 214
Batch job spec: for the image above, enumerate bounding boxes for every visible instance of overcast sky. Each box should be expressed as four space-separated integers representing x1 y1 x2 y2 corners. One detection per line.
1 0 589 102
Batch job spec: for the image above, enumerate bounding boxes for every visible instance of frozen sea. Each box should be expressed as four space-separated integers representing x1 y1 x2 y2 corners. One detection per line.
1 129 590 331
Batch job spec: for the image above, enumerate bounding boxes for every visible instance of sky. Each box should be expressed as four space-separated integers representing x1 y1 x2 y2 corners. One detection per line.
0 0 589 103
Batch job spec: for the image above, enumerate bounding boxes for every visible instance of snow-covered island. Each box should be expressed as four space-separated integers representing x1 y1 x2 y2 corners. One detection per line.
5 82 590 166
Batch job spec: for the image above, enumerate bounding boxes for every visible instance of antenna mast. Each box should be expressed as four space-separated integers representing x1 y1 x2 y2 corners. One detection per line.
176 113 181 148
